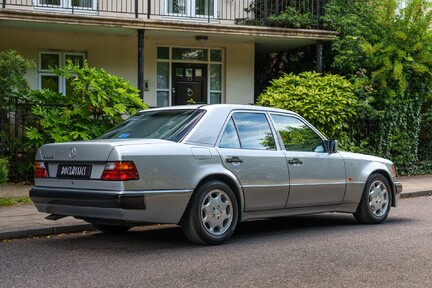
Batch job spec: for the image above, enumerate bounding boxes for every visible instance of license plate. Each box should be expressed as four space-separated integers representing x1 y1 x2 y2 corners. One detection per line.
56 164 92 179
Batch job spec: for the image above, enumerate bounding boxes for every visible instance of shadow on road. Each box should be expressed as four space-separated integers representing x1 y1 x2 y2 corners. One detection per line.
34 213 415 252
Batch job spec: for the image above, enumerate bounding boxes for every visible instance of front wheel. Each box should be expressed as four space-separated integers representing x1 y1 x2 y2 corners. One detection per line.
181 180 238 245
354 173 392 224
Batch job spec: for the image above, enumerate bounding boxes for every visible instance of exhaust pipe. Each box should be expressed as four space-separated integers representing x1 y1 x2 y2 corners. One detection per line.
45 214 67 221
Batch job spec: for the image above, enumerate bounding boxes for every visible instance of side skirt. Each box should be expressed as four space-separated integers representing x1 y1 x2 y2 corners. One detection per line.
240 203 358 222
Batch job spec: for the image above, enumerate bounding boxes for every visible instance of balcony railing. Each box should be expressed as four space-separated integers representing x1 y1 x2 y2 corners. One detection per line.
2 0 327 28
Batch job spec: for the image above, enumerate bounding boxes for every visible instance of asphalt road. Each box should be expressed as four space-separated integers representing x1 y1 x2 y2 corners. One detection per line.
1 197 431 288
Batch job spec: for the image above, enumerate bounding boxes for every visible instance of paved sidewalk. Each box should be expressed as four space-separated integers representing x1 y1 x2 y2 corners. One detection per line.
1 175 431 241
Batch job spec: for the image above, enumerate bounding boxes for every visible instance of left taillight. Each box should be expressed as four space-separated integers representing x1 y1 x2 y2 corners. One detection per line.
101 161 139 181
34 161 48 178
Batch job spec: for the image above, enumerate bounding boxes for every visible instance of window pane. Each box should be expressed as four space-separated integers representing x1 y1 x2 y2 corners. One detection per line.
167 0 186 14
157 47 169 60
233 113 276 150
41 75 60 92
210 49 222 62
66 78 74 96
210 64 221 90
40 53 60 70
39 0 61 6
271 115 324 152
72 0 93 8
172 48 208 61
219 118 240 149
157 91 169 107
65 54 84 67
210 92 221 104
157 62 169 89
196 0 214 16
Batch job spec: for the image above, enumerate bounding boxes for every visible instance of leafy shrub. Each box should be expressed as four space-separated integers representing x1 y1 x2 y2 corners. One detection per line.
256 71 358 144
0 158 8 185
236 1 316 29
267 7 315 29
25 60 147 149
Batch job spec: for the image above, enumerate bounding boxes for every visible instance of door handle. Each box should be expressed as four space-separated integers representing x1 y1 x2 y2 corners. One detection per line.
226 156 243 163
288 158 303 165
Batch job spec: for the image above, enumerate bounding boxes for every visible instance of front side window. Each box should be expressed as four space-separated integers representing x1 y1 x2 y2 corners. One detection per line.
219 112 276 150
38 51 86 95
271 114 324 152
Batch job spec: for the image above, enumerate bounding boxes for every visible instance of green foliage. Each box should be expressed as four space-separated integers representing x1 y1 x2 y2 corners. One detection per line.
266 7 316 28
0 50 34 108
25 60 147 149
256 71 358 143
0 158 8 185
322 0 432 171
0 51 34 181
236 1 316 29
0 196 32 207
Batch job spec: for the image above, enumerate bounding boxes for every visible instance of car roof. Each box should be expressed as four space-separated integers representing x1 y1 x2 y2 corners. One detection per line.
142 104 300 117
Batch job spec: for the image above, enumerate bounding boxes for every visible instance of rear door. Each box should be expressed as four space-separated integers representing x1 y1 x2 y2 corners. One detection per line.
216 111 290 211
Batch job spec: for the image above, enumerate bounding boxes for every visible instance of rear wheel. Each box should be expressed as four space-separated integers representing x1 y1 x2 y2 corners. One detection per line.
354 173 392 224
182 180 238 245
92 224 131 234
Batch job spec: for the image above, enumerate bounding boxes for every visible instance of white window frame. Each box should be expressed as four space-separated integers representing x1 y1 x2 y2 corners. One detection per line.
38 51 87 95
163 0 218 19
33 0 97 14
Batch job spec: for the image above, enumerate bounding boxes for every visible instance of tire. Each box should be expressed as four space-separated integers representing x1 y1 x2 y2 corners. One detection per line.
354 173 392 224
92 224 131 234
181 180 238 245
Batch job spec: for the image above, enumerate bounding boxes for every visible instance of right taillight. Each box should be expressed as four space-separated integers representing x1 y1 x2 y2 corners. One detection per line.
34 161 48 178
101 161 139 181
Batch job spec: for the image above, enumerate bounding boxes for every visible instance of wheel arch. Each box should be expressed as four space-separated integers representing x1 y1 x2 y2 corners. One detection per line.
181 173 245 224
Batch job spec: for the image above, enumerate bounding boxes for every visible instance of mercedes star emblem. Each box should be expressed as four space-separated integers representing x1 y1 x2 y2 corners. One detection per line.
68 147 77 158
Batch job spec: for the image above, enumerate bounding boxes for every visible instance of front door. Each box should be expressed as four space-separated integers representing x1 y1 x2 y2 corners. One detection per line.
172 63 207 105
269 113 347 208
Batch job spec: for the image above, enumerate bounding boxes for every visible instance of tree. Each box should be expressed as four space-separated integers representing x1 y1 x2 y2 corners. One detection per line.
323 0 432 173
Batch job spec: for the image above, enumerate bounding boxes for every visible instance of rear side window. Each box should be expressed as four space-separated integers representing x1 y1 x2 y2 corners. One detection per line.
219 112 276 150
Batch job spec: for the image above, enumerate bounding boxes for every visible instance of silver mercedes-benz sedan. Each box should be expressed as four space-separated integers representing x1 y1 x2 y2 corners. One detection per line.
30 104 403 244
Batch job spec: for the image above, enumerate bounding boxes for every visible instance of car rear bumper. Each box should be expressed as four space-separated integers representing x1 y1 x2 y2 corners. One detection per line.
30 186 193 224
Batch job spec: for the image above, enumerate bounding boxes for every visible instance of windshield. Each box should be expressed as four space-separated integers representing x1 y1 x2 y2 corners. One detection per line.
99 109 205 142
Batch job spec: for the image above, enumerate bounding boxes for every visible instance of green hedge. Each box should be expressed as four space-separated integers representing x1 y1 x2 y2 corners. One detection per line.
0 158 8 185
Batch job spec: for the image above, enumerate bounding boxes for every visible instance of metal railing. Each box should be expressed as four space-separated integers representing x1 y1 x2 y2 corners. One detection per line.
2 0 327 26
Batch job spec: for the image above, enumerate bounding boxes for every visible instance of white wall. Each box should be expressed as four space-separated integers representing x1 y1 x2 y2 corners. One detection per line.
1 27 255 106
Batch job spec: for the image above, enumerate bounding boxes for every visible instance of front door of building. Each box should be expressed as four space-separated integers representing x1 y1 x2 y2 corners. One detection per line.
172 63 207 105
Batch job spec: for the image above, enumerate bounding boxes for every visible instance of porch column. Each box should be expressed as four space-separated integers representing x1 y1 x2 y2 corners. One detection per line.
137 29 145 100
316 41 323 73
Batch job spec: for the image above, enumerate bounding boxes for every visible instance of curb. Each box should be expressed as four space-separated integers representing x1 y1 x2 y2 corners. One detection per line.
0 224 94 241
400 190 432 199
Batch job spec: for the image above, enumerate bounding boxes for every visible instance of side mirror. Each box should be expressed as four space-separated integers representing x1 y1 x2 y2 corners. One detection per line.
323 140 338 154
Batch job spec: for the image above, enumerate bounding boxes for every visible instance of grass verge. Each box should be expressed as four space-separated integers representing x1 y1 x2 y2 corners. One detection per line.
0 196 32 207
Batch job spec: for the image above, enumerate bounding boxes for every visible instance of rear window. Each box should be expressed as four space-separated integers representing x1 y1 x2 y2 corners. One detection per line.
99 109 205 142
